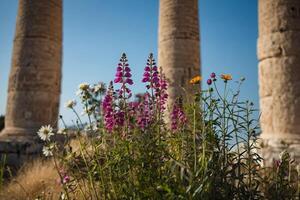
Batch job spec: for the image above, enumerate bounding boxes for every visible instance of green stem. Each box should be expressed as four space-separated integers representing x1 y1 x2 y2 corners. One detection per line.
222 83 227 170
72 108 84 129
53 154 71 200
193 103 197 172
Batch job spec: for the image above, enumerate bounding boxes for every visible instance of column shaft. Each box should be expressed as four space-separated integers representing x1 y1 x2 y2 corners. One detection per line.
1 0 62 140
158 0 201 105
258 0 300 162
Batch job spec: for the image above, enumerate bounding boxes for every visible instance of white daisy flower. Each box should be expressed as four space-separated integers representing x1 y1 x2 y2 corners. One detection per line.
42 143 55 157
37 125 54 141
78 82 89 90
65 100 76 109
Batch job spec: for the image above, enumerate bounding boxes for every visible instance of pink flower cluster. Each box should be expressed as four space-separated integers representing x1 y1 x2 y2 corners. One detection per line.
136 93 152 130
58 169 71 185
114 53 133 99
142 53 168 113
102 82 115 132
101 53 185 133
171 104 187 131
207 72 216 85
142 53 159 88
155 73 168 112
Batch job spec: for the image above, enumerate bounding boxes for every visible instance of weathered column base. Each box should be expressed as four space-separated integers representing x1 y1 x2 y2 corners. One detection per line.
0 130 43 170
0 127 39 140
260 135 300 166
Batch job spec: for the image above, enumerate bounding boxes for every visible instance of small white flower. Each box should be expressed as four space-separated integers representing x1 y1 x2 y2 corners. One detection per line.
84 123 99 133
93 82 106 94
42 143 55 157
81 107 93 116
92 124 99 132
57 128 67 135
37 125 54 141
65 100 76 109
78 82 89 90
60 192 67 200
75 90 82 96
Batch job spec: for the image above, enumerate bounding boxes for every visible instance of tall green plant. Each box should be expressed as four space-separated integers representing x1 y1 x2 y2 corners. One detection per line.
33 54 299 200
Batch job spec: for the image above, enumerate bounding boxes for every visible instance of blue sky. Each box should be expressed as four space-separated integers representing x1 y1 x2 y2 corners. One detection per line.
0 0 258 124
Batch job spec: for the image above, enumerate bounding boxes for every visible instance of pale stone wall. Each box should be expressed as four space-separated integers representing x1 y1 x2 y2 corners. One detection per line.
158 0 201 106
0 0 62 141
258 0 300 164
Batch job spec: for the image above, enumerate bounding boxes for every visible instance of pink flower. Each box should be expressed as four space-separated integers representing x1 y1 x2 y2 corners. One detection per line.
115 111 125 127
137 93 152 130
171 104 187 132
114 77 122 83
143 72 150 77
124 66 131 72
63 175 70 184
207 79 212 85
142 77 149 83
114 53 133 99
102 82 115 132
58 169 71 185
156 74 168 112
144 66 151 71
115 71 123 77
141 53 159 89
126 78 133 85
153 77 159 84
141 54 168 115
210 72 216 79
125 72 131 77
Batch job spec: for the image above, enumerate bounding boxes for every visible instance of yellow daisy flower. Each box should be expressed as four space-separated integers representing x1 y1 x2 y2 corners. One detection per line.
220 74 232 81
189 75 202 84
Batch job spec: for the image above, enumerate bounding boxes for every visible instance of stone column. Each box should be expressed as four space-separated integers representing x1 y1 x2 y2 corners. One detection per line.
0 0 62 143
158 0 201 106
258 0 300 164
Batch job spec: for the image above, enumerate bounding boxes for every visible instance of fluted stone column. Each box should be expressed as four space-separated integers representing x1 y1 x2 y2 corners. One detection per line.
258 0 300 163
158 0 201 106
0 0 62 143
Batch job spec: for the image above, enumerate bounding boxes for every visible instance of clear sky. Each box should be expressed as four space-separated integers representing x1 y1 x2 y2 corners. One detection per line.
0 0 258 124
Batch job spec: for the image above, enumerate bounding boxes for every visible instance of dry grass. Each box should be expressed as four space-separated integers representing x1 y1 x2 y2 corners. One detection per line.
0 137 96 200
0 159 62 200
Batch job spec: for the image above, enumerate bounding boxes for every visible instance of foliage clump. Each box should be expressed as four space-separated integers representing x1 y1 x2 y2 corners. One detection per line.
30 54 300 199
